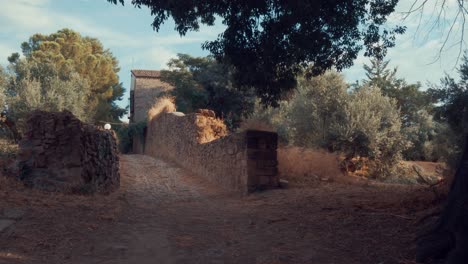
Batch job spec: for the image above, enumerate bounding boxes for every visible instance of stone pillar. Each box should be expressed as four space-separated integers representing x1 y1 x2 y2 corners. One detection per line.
246 130 279 192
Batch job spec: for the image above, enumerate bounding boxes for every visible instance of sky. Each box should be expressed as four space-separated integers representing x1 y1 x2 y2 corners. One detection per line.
0 0 467 119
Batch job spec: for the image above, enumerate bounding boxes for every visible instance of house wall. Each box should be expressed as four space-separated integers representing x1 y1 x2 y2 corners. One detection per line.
132 77 173 123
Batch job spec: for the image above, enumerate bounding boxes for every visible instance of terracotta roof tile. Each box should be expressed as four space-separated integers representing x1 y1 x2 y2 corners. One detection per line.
131 70 161 78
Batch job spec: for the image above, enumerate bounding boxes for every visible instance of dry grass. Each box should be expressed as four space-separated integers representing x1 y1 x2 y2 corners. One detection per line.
277 146 344 185
377 161 446 185
0 138 18 158
195 114 228 144
147 96 177 121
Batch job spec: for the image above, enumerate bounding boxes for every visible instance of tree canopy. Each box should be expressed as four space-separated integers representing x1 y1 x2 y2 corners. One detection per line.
160 54 255 129
8 28 125 122
362 58 433 128
108 0 404 105
0 60 91 131
428 51 468 135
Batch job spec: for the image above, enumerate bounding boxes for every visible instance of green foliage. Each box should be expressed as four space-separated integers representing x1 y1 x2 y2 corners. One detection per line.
362 58 433 127
160 54 255 129
128 121 147 142
363 58 397 91
94 82 128 123
12 28 126 122
250 71 349 146
361 57 447 161
160 55 209 113
109 0 404 106
286 72 348 147
401 110 437 161
250 71 408 178
428 51 468 135
6 60 91 130
0 66 7 108
114 124 131 153
114 121 147 153
330 86 409 178
246 100 291 143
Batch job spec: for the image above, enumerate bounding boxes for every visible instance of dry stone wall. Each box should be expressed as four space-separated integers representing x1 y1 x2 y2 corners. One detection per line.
16 110 119 193
144 110 279 193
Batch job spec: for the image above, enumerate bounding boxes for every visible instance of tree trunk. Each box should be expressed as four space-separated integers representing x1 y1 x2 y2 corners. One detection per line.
416 133 468 263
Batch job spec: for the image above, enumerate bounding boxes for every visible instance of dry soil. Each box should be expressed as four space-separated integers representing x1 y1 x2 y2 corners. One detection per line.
0 154 440 264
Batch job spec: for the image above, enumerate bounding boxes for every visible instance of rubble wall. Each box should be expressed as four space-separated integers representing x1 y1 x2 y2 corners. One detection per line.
144 111 278 193
16 110 119 193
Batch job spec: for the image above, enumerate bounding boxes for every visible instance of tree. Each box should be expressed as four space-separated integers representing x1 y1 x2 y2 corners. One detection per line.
160 54 256 129
10 28 126 122
363 57 397 91
363 58 433 127
5 59 91 130
416 51 468 263
428 51 468 136
108 0 404 106
0 66 6 105
329 86 408 177
361 58 446 161
94 82 127 123
285 71 348 147
416 135 468 263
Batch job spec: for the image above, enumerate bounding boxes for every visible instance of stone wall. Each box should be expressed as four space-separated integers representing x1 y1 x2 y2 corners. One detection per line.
16 110 120 193
144 111 279 193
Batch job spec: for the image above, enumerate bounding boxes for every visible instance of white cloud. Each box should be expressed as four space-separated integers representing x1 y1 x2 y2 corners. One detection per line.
121 46 176 70
0 1 52 33
147 47 177 68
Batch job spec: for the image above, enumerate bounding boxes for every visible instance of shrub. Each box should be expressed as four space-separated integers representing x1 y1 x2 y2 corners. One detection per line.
129 121 147 144
114 124 131 153
329 86 409 178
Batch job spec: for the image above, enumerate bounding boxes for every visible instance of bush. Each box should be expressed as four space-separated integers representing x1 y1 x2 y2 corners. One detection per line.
329 86 409 178
114 124 131 153
6 61 91 132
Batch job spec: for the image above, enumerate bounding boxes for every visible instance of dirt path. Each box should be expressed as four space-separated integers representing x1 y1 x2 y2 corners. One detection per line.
0 154 436 264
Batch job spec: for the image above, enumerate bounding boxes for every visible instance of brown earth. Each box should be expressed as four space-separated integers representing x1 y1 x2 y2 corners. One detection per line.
0 154 440 264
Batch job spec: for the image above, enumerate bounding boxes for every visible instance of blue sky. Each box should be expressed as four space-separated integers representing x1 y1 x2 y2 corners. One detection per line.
0 0 466 119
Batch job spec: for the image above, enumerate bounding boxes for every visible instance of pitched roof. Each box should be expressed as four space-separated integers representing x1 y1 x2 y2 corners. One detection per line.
131 70 161 78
